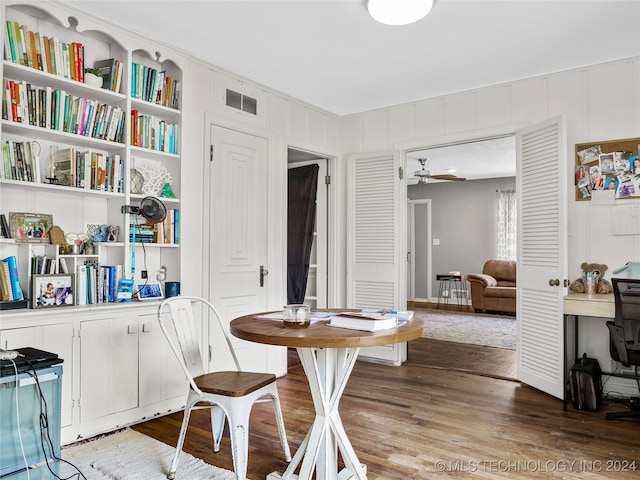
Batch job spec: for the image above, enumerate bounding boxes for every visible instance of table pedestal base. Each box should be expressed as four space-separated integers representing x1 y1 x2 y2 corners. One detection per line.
270 346 368 480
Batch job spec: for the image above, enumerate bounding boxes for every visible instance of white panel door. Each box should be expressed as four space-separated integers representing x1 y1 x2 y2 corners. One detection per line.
208 125 280 374
516 116 568 399
347 151 407 365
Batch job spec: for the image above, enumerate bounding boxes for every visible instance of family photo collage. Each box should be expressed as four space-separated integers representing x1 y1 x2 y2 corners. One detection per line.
575 143 640 200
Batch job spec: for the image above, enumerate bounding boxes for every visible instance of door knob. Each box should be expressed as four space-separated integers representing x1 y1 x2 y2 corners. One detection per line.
548 279 560 286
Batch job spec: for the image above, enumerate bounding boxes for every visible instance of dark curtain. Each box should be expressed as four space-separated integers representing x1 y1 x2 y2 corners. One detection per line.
287 164 319 304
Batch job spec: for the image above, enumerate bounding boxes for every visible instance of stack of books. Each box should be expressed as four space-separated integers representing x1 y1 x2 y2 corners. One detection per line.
328 310 413 332
129 223 155 243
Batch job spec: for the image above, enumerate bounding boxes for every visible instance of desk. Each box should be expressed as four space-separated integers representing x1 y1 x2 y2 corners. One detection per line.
230 312 424 480
563 293 614 410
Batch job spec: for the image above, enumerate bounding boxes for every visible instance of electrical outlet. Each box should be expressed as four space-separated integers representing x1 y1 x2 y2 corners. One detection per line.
141 270 148 279
157 266 167 282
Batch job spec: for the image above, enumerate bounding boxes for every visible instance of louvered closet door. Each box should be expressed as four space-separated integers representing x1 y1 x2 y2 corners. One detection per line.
347 151 407 365
516 116 568 399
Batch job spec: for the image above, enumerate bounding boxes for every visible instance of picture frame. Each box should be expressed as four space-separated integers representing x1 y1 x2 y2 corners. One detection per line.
9 212 53 243
136 282 164 301
31 274 75 308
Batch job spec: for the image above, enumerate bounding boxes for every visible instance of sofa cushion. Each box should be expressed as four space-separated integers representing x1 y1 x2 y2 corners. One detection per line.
484 286 517 299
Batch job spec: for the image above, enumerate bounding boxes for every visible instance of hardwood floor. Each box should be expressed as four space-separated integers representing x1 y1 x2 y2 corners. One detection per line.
133 341 640 479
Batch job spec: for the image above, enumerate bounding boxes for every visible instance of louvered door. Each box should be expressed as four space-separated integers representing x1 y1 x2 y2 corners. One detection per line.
347 151 407 365
516 116 568 398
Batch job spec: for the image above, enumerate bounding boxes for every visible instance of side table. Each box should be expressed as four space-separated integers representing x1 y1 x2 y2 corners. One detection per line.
436 274 469 311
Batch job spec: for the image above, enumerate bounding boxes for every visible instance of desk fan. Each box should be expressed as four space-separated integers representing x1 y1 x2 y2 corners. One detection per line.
121 196 167 276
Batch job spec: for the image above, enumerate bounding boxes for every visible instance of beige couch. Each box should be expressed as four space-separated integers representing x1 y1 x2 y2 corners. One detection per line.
466 260 516 315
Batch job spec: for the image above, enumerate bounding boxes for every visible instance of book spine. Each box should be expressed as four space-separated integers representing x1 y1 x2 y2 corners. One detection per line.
0 261 13 301
5 21 17 63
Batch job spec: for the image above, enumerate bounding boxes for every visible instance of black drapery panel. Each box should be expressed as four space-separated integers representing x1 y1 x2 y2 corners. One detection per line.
287 164 319 304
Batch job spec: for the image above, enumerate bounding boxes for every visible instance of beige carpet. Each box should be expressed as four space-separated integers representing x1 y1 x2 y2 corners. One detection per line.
60 429 235 480
415 308 516 350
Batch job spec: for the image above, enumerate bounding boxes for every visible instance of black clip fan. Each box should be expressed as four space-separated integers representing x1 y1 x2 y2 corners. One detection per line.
121 196 167 223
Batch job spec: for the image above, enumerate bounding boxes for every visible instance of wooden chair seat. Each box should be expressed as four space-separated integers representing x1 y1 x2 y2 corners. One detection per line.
195 371 277 397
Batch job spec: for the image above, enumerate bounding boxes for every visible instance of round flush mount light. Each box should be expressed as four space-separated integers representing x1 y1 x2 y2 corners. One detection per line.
367 0 434 26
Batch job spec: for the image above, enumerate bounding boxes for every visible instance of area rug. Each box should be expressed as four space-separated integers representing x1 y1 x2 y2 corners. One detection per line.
415 309 516 350
60 429 235 480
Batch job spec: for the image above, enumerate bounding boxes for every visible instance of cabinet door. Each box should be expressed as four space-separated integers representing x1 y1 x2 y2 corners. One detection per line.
0 323 73 427
138 313 186 407
79 316 138 422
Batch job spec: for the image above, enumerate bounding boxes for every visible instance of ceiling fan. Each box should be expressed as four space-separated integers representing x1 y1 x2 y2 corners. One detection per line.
414 158 466 184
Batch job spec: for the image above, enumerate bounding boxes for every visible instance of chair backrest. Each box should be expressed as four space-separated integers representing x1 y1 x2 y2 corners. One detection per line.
612 278 640 357
157 296 242 395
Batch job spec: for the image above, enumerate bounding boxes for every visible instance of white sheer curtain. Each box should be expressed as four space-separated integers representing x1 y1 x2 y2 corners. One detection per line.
497 189 517 260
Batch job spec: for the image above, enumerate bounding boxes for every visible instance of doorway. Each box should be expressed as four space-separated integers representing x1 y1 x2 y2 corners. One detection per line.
404 136 518 378
405 136 516 305
287 148 329 309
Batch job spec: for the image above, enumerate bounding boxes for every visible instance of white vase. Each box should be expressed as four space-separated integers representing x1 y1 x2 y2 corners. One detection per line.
84 73 103 88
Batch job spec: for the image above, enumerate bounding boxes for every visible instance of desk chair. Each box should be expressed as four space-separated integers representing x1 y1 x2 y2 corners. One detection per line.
606 278 640 420
157 296 291 479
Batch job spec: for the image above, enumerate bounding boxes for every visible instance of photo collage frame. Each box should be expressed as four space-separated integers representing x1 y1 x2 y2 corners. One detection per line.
575 138 640 201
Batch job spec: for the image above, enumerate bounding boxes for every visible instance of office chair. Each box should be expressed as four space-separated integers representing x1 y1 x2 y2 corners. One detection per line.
157 296 291 479
606 278 640 420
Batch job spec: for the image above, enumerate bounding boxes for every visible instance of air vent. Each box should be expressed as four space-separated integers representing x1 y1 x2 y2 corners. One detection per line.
226 89 257 115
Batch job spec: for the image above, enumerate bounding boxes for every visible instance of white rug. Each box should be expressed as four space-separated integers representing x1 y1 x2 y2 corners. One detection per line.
60 429 235 480
416 309 516 350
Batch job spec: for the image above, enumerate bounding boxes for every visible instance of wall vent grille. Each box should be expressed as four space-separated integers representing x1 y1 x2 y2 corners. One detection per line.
226 89 257 115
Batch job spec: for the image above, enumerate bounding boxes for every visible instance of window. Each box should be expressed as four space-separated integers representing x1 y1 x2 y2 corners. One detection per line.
497 189 516 260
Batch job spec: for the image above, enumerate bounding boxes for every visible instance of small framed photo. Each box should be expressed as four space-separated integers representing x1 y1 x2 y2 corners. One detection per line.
137 282 164 301
9 212 53 243
31 274 75 308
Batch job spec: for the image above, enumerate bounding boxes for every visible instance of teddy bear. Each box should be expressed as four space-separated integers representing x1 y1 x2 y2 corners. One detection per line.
569 262 613 294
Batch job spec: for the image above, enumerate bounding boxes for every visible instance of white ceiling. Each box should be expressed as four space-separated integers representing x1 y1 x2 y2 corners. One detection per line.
61 0 638 181
63 0 640 117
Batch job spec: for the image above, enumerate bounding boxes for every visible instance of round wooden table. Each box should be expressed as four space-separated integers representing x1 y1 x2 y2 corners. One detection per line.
230 312 424 480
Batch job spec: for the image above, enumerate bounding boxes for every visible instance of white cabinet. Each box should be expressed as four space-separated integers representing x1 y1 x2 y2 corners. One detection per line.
78 310 185 424
138 312 186 408
79 314 138 423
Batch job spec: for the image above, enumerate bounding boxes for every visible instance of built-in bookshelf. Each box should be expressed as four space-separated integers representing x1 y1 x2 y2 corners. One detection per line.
0 0 186 446
0 1 183 311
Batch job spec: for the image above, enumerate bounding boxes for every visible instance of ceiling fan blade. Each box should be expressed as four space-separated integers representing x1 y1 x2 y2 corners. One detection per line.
430 174 466 181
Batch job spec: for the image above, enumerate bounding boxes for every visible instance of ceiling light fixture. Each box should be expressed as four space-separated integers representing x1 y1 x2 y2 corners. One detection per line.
367 0 434 26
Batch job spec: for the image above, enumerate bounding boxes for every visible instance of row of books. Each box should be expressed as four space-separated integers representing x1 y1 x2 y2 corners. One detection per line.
1 255 24 302
94 58 124 93
0 139 40 183
131 62 181 110
130 110 179 154
50 148 125 192
4 21 85 82
30 254 58 276
76 262 123 305
2 79 126 143
129 209 180 244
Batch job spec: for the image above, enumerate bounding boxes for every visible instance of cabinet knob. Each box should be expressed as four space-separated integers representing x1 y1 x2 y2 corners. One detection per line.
127 325 137 334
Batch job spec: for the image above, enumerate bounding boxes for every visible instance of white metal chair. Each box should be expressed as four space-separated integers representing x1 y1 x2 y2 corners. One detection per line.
157 296 291 480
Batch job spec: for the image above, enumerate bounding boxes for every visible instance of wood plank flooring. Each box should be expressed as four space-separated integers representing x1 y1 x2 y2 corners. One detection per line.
133 340 640 479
